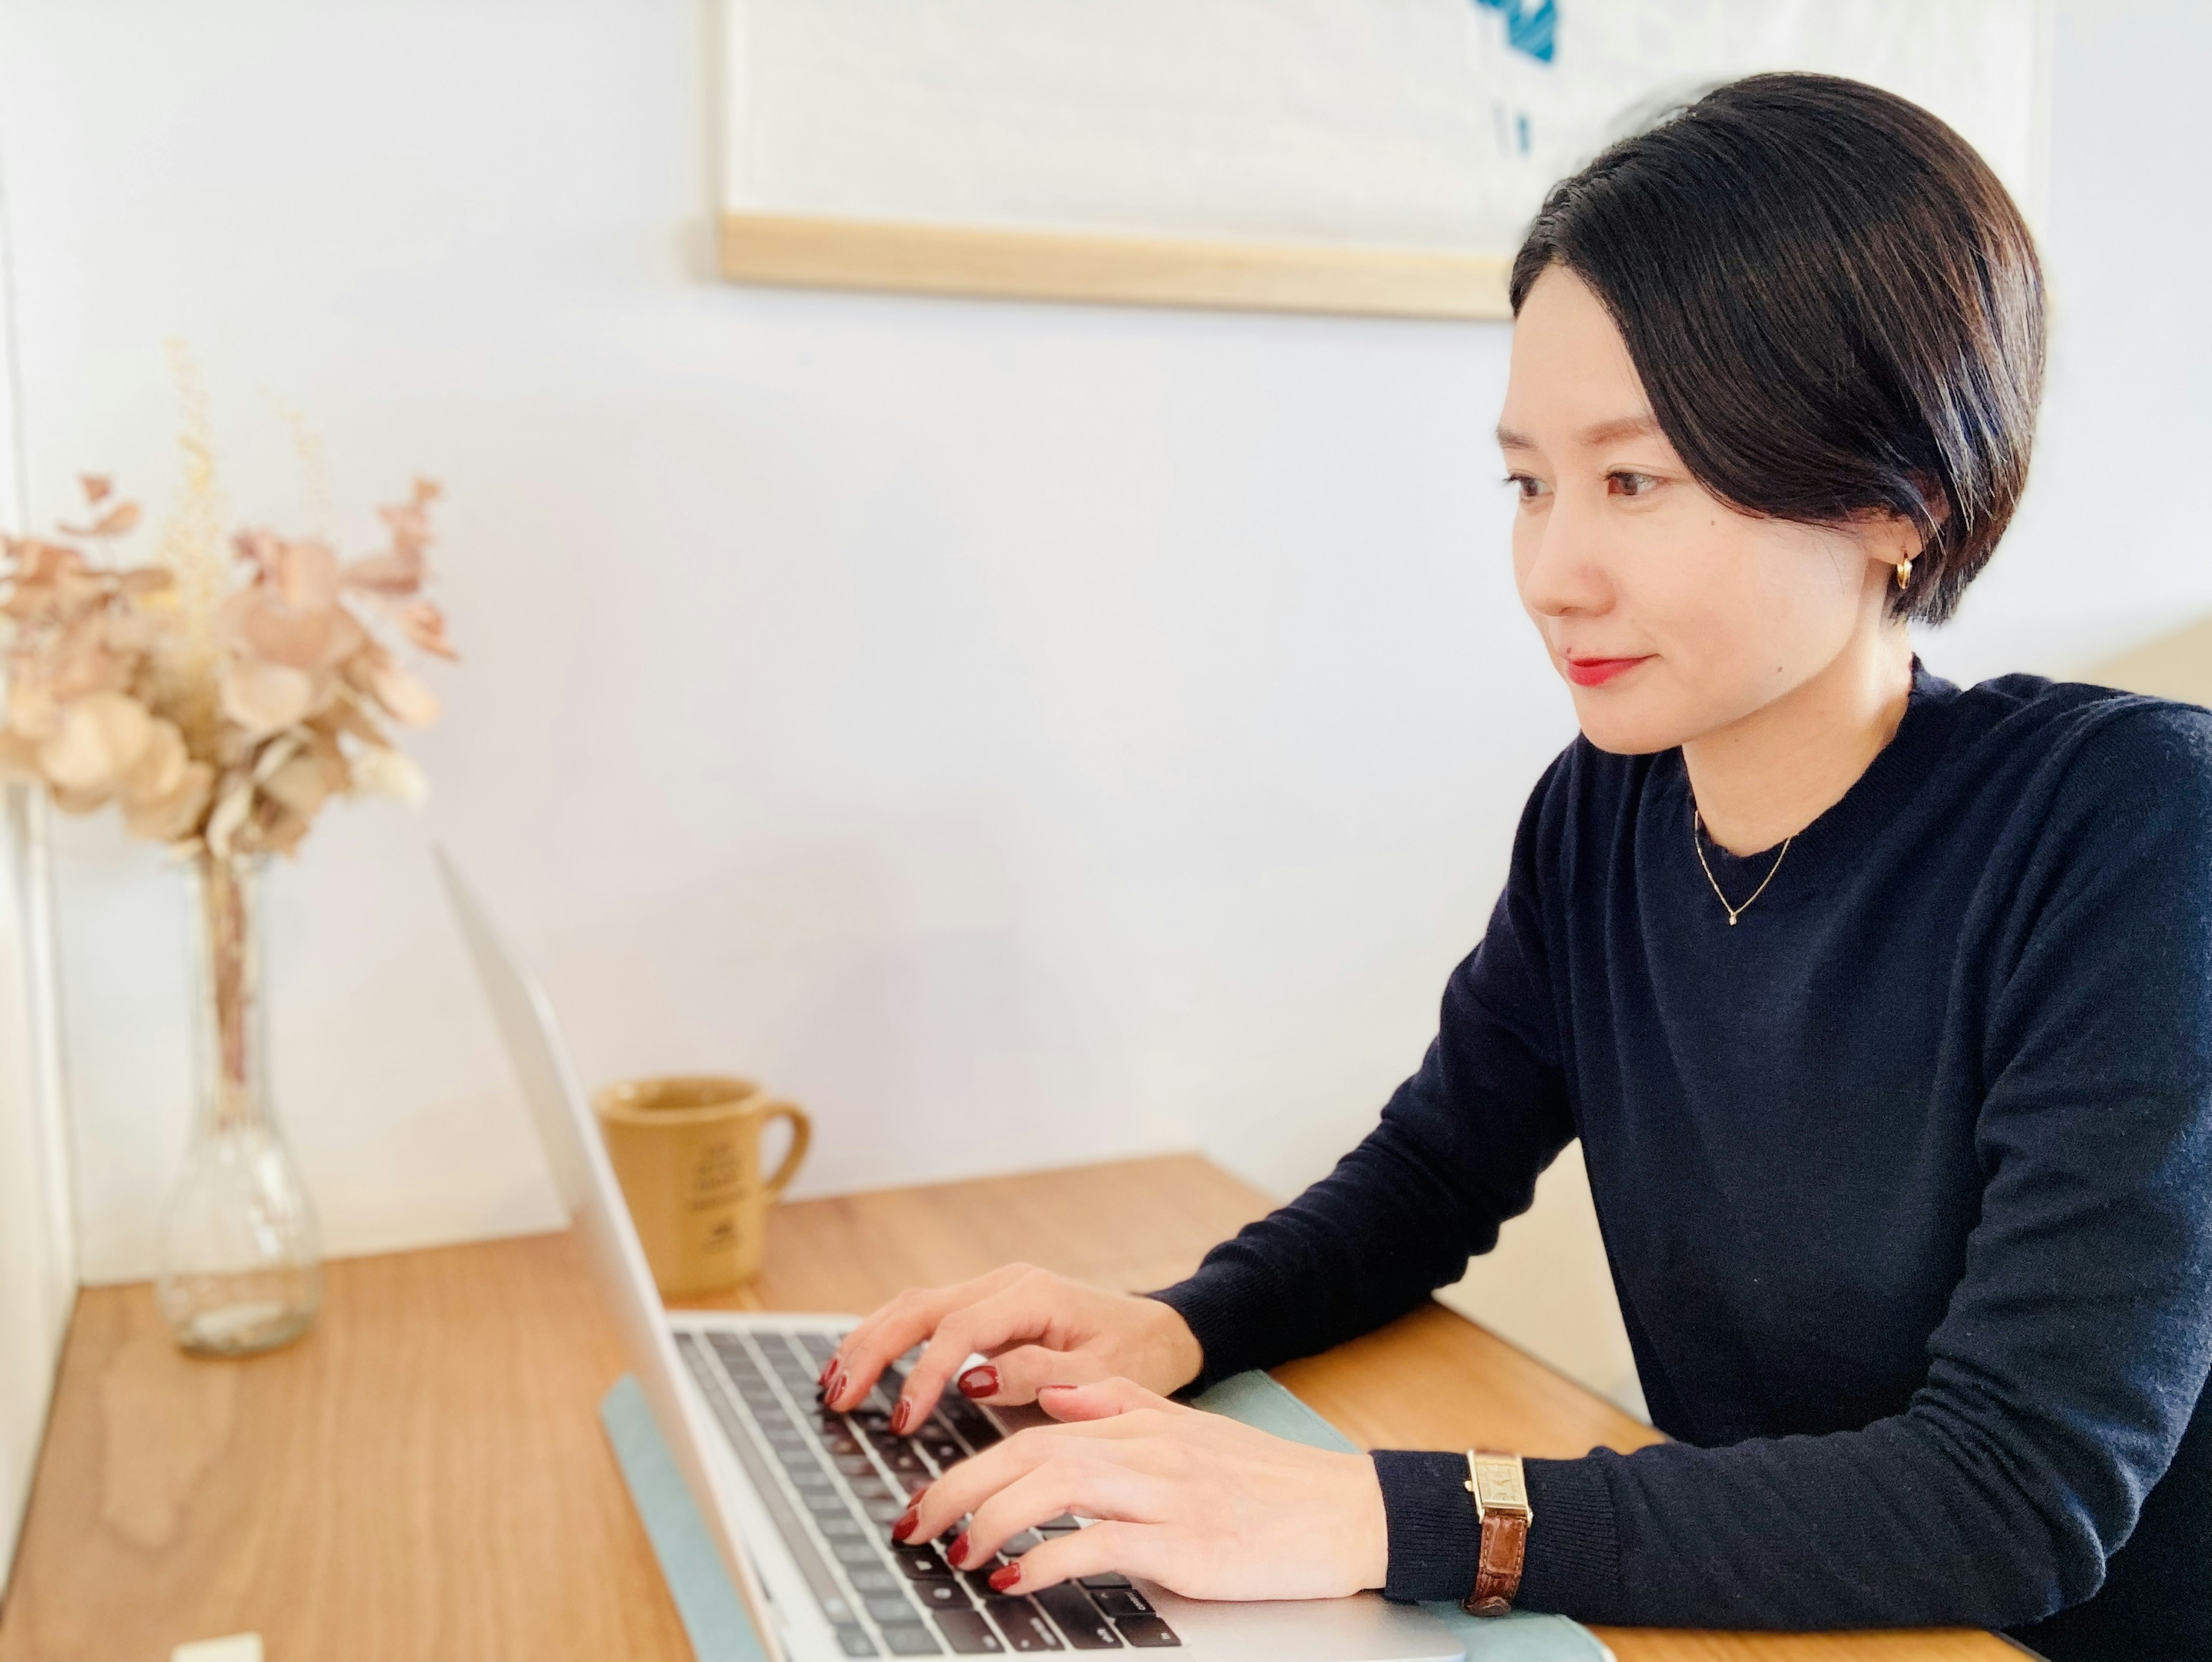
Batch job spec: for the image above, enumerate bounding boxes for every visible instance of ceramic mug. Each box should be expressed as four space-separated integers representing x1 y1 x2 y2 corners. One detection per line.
592 1075 811 1297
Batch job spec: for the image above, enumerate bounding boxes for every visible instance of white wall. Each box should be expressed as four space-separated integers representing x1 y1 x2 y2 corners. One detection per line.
0 793 73 1597
0 0 1567 1284
1 1 2205 1421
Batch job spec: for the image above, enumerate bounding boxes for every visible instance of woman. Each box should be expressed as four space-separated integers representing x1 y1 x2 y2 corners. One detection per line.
817 75 2210 1660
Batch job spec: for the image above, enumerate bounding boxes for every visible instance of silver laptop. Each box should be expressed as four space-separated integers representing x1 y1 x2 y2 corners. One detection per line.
437 849 1461 1661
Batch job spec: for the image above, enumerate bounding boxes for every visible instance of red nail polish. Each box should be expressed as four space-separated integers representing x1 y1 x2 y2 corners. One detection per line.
891 1508 919 1542
891 1398 914 1435
956 1364 999 1399
830 1369 849 1404
988 1563 1021 1593
818 1356 837 1388
949 1532 971 1568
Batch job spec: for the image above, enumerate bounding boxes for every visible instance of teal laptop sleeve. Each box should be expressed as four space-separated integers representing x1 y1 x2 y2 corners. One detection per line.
601 1366 1611 1660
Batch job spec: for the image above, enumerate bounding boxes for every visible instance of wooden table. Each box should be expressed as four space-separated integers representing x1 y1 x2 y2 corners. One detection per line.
0 1154 2005 1662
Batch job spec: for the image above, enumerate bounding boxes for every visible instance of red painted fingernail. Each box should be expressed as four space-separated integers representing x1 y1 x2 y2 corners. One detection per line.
957 1364 999 1399
818 1357 837 1388
988 1563 1021 1593
891 1507 919 1542
891 1398 914 1435
949 1531 971 1568
830 1369 849 1404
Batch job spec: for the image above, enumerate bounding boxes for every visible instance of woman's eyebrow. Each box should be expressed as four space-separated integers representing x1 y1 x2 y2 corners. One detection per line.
1494 414 1662 450
1579 415 1661 447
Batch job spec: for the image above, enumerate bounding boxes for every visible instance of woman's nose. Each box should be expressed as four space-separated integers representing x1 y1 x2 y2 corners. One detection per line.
1516 493 1613 620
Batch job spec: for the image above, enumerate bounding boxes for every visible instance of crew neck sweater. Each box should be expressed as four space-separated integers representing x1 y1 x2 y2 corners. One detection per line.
1153 667 2212 1660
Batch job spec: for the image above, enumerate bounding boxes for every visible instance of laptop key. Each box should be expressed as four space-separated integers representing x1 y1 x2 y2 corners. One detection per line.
1112 1616 1178 1648
934 1608 1006 1653
940 1400 1003 1449
868 1595 926 1623
1089 1589 1151 1619
709 1334 759 1372
895 1547 955 1579
916 1577 974 1610
834 1623 880 1657
984 1597 1065 1652
1075 1574 1128 1590
880 1623 944 1656
1031 1584 1122 1649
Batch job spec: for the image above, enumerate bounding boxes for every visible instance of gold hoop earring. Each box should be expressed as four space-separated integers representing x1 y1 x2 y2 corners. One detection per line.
1896 557 1914 590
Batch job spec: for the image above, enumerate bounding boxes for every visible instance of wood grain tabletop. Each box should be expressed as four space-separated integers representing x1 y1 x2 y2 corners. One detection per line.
0 1154 2006 1662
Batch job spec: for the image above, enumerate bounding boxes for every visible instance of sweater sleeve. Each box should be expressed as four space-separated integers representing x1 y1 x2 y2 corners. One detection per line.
1505 706 2212 1630
1151 759 1576 1391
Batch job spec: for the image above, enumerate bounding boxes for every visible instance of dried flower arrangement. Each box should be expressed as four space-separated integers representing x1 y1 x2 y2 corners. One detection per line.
0 470 455 857
0 375 462 1355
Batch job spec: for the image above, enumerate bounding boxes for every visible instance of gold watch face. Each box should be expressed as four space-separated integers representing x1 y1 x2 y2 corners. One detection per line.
1468 1456 1529 1514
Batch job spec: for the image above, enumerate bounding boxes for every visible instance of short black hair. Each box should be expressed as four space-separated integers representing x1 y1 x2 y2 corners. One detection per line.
1510 73 2044 626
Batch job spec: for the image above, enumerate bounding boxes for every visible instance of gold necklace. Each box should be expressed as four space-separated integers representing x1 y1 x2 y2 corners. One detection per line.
1692 807 1793 927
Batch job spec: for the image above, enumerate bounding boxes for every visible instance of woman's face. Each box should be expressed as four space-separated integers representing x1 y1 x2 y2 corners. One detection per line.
1497 265 1911 755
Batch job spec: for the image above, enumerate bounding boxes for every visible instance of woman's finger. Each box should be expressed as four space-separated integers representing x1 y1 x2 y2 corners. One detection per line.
830 1261 1028 1384
993 1519 1161 1597
951 1448 1164 1570
894 1275 1075 1427
963 1342 1106 1404
1035 1376 1194 1422
825 1263 1029 1407
906 1414 1181 1543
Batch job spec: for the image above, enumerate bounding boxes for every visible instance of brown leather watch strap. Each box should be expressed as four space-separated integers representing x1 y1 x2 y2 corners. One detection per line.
1461 1450 1532 1618
1467 1509 1530 1616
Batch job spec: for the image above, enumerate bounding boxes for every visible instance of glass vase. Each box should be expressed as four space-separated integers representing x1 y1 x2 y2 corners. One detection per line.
154 850 322 1356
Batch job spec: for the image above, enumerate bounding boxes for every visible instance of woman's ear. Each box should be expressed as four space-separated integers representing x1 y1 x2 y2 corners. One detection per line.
1857 509 1926 585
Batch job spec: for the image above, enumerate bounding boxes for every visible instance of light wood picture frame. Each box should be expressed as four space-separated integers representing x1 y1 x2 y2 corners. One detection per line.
715 0 2049 323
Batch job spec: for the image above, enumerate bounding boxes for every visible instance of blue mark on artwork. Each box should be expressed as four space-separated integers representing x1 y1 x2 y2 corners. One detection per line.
1474 0 1558 65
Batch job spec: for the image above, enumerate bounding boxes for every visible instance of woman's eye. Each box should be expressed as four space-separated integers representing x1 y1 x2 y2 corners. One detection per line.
1504 473 1551 502
1608 471 1660 498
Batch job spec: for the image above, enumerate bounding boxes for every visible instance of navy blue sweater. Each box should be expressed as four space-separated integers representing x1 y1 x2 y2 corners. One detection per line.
1155 669 2212 1659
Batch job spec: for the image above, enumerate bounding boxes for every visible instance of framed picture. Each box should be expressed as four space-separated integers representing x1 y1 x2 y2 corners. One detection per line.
717 0 2051 320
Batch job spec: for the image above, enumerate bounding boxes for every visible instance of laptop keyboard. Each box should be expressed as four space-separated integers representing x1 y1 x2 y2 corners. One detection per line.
680 1327 1183 1655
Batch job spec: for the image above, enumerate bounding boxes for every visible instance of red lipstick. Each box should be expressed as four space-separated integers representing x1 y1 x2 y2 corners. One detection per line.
1562 654 1650 688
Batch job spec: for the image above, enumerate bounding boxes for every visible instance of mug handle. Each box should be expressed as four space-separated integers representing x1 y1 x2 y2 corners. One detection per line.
750 1099 812 1199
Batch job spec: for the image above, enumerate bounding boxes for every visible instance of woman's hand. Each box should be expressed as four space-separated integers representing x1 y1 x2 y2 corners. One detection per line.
893 1376 1389 1602
821 1263 1204 1432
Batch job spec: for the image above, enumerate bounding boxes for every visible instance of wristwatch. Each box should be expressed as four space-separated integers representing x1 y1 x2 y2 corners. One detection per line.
1461 1451 1532 1617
